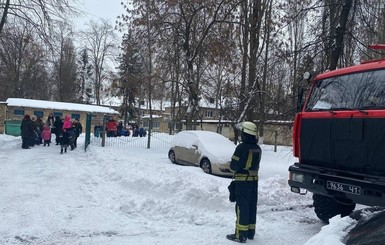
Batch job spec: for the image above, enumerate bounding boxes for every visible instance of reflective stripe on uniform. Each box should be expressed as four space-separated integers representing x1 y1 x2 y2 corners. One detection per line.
235 206 241 238
232 155 240 161
245 151 253 169
234 174 258 181
236 206 249 232
236 223 249 231
234 176 258 181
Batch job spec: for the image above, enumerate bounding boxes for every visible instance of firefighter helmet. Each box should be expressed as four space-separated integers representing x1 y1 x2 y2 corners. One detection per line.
240 121 257 136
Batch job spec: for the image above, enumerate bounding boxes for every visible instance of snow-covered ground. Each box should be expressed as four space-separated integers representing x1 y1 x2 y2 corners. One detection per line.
0 133 358 244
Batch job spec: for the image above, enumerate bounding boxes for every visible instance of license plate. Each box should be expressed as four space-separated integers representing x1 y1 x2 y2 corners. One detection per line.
326 181 361 195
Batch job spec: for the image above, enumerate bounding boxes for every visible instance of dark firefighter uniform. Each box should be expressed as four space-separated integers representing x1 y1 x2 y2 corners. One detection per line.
227 121 262 243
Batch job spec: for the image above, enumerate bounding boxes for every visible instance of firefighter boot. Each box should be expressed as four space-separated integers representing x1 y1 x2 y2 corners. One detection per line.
247 229 255 240
226 233 247 243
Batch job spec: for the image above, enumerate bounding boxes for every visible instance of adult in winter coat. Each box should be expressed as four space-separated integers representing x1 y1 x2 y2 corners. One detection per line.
139 127 146 137
46 113 55 131
20 114 35 149
72 119 82 149
226 121 262 243
36 117 45 144
30 115 41 145
35 117 44 132
53 116 63 145
106 118 118 137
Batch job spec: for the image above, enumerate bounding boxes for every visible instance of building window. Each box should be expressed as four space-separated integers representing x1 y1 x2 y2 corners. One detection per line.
53 112 63 118
14 109 24 116
34 111 44 118
71 113 80 120
152 120 160 129
205 111 213 118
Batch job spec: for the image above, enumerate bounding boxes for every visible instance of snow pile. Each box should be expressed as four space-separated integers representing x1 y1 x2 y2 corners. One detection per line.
304 216 356 245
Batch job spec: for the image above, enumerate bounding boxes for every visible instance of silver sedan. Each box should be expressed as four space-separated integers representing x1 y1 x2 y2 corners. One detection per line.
168 130 235 177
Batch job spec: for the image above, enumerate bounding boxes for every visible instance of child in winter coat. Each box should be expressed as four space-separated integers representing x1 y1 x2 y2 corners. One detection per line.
41 125 51 146
59 130 70 154
60 115 72 154
62 115 72 130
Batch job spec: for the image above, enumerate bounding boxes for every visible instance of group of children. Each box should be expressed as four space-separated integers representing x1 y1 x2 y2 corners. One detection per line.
28 115 52 147
59 115 82 154
21 113 82 154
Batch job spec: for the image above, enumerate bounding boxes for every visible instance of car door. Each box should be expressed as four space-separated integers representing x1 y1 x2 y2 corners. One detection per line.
174 145 190 165
174 132 198 166
183 143 200 166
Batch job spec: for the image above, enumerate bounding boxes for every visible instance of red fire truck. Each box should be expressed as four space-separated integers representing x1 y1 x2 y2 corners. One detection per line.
288 45 385 223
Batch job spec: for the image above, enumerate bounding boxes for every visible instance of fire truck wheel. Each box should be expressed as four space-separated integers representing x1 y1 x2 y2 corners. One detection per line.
313 194 343 223
339 200 356 218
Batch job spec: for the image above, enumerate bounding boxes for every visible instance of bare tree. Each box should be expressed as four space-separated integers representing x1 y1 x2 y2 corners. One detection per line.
81 19 117 105
0 22 50 99
327 0 353 70
0 0 78 39
53 43 78 101
114 0 385 140
121 0 241 130
77 49 93 103
174 1 239 130
278 0 311 116
228 0 271 142
49 22 78 102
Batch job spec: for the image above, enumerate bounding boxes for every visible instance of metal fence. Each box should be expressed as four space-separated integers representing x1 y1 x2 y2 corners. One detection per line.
83 113 174 150
89 131 174 149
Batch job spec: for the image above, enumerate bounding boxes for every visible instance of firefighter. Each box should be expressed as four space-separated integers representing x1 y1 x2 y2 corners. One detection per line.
226 121 262 243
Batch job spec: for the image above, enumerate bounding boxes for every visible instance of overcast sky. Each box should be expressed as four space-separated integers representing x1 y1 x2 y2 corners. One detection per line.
72 0 125 70
74 0 125 31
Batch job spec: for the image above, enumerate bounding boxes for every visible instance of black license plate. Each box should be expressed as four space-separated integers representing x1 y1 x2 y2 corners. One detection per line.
326 181 361 195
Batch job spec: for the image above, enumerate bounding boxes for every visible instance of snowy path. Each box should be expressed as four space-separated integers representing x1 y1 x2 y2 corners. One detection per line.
0 135 325 244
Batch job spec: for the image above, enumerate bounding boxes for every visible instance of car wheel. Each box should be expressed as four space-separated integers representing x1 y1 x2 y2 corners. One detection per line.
168 150 177 164
200 158 212 174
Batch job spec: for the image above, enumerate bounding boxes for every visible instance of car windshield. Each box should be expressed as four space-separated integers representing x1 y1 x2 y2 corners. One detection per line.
306 69 385 111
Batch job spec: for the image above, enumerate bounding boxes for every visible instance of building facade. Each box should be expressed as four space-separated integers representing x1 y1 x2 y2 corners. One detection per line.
1 98 119 136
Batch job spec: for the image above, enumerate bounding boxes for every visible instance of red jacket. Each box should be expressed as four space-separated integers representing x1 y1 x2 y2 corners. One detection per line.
106 120 118 131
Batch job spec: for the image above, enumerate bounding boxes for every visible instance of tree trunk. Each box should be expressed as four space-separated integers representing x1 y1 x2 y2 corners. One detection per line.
329 0 353 70
259 0 273 143
0 0 10 34
247 0 262 120
239 0 249 121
